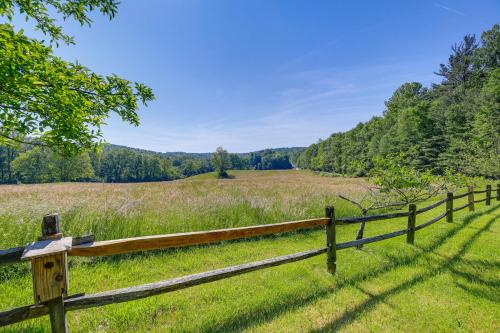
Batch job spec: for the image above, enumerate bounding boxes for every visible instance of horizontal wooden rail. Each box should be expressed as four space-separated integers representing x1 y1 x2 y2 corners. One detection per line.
1 248 327 326
453 191 472 200
0 247 25 266
452 202 471 212
0 235 95 266
0 304 48 327
336 229 407 249
1 184 497 331
415 198 447 214
474 189 487 194
336 211 410 224
69 218 329 257
414 212 447 231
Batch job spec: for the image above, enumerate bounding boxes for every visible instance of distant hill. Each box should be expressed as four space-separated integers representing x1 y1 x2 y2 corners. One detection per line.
106 144 304 159
0 142 305 184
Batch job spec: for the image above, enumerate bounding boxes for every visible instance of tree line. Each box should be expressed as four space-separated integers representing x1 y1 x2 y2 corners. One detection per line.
293 25 500 179
0 145 300 184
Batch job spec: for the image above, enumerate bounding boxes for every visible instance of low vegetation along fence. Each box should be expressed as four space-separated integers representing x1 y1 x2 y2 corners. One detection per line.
0 184 499 332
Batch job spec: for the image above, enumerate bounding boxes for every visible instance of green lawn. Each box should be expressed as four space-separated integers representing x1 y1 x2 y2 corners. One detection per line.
0 171 498 332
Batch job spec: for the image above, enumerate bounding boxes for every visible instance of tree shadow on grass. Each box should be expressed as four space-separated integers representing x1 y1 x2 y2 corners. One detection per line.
201 205 499 333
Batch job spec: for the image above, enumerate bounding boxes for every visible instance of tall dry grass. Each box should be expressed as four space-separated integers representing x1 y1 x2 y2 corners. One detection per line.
0 170 367 248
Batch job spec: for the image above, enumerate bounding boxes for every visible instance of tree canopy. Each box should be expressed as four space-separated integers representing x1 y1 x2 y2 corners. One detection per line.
212 147 231 178
0 143 299 184
294 25 500 179
0 0 154 155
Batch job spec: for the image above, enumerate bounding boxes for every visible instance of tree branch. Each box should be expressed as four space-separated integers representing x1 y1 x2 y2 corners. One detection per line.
0 132 48 147
338 195 364 211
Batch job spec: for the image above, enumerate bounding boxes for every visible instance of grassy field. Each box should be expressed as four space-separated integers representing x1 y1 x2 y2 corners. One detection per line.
0 170 498 332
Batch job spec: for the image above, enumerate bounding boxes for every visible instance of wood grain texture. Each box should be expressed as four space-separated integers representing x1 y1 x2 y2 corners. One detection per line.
70 218 329 257
0 235 95 266
31 253 68 304
0 304 48 327
21 237 72 261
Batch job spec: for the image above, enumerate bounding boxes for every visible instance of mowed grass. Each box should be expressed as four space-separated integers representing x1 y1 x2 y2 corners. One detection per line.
0 170 498 332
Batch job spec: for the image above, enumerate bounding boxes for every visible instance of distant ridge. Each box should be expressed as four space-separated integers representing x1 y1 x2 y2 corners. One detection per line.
105 144 305 158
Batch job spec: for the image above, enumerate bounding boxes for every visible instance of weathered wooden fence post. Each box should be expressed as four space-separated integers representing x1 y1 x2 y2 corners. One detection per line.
406 204 416 244
486 185 491 206
468 186 475 212
446 192 453 223
31 214 69 333
325 206 336 274
497 184 500 201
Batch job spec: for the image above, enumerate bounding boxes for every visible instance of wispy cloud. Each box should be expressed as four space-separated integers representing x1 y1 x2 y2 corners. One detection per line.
105 60 440 153
276 23 381 73
433 2 466 17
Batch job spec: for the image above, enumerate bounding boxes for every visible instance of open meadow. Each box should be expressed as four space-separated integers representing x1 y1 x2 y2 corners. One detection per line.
1 170 499 332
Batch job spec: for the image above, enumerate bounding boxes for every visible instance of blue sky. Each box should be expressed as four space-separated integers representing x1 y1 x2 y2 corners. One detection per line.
13 0 500 152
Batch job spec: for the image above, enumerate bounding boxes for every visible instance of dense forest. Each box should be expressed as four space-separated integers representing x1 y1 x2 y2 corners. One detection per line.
293 25 500 179
0 144 302 184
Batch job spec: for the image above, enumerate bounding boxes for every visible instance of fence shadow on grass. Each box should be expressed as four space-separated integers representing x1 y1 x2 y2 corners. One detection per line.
201 205 499 333
309 206 499 333
1 205 497 332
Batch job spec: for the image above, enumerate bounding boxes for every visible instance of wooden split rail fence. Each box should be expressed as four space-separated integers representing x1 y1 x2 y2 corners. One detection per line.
0 184 499 332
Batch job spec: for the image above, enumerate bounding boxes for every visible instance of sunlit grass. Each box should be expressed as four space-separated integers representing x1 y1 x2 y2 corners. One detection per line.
0 170 366 248
0 170 498 332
